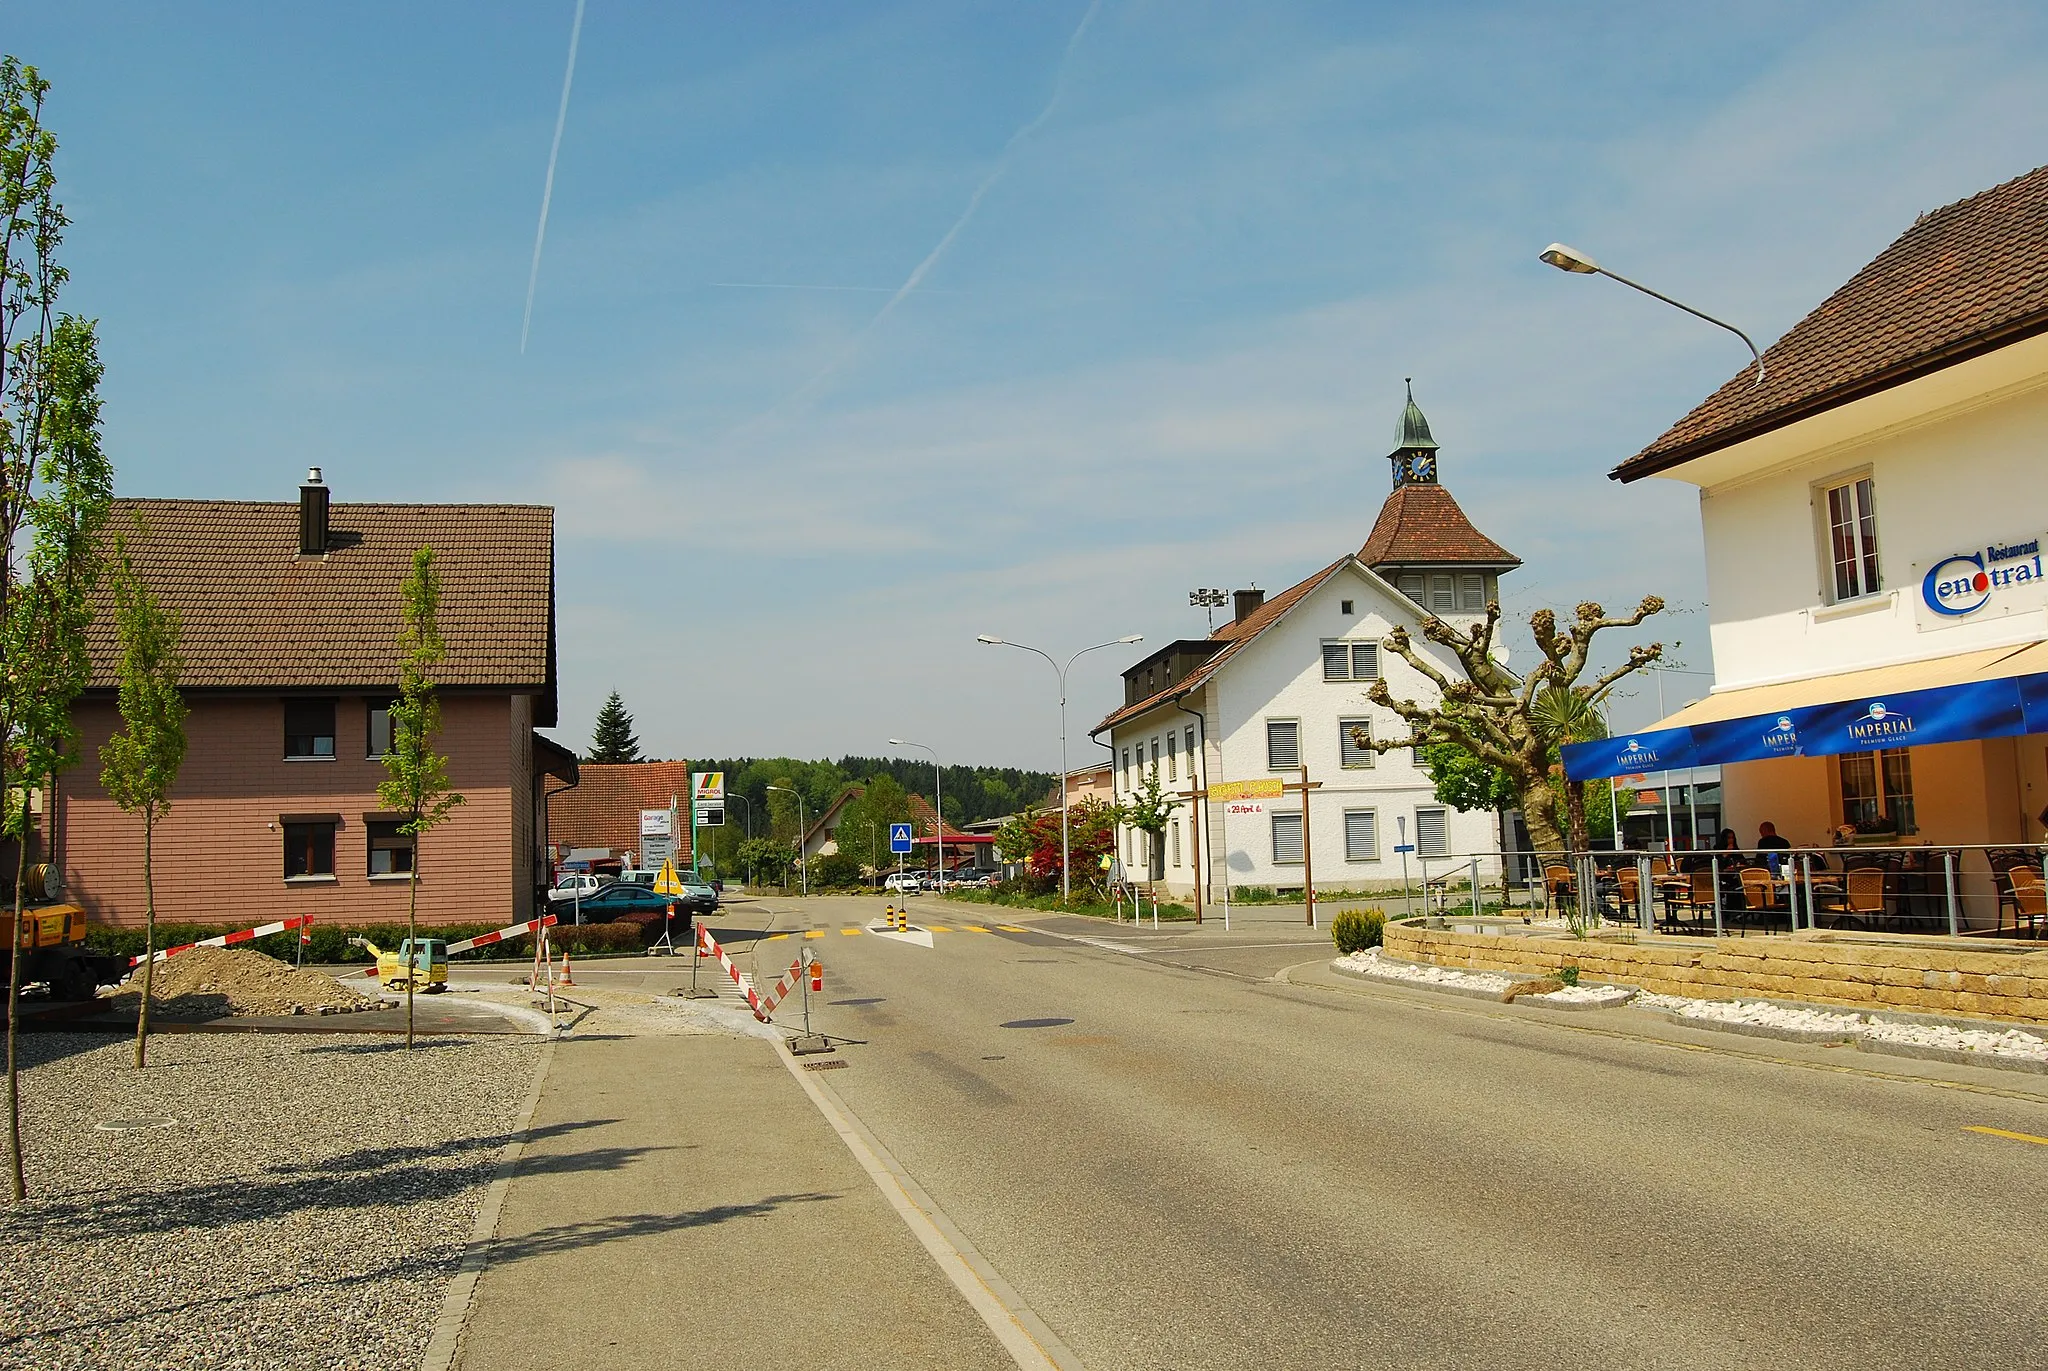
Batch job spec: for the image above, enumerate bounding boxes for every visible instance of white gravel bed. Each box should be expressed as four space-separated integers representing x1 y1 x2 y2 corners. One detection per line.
0 1030 544 1371
1338 949 1512 994
1634 991 2048 1062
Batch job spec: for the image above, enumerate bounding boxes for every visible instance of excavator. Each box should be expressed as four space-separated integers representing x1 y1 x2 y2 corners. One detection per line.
0 865 129 1002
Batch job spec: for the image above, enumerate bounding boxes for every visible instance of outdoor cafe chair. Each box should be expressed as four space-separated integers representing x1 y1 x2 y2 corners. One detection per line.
1996 861 2043 934
1662 869 1717 933
1824 867 1889 931
1543 864 1575 913
1735 867 1787 935
1609 865 1642 924
2013 869 2046 937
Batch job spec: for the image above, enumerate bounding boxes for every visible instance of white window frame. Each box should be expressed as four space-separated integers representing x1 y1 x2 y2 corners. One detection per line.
1171 820 1182 867
1415 805 1450 858
1818 471 1882 603
1271 810 1304 866
1167 731 1177 782
1321 641 1380 682
1266 718 1301 771
1343 808 1379 863
1339 717 1375 769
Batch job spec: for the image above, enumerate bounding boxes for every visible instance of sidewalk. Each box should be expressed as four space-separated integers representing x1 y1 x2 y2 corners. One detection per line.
451 1033 1013 1371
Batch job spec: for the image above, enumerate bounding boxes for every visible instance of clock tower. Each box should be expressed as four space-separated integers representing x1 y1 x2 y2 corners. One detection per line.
1360 381 1522 618
1389 378 1439 488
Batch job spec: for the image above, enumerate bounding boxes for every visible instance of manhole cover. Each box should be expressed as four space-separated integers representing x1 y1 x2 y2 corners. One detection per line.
801 1060 849 1072
97 1117 177 1132
999 1017 1075 1029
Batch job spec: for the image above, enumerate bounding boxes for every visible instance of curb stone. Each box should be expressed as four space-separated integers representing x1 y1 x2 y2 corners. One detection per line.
1853 1036 2048 1076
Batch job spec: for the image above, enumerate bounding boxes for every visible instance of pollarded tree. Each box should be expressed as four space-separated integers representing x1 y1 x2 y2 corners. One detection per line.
1356 597 1665 858
587 690 640 763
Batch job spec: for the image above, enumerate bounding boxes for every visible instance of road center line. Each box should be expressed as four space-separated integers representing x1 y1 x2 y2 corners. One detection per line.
1964 1124 2048 1145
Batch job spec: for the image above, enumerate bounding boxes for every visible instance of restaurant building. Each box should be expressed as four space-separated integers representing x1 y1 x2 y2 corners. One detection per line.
1566 165 2048 926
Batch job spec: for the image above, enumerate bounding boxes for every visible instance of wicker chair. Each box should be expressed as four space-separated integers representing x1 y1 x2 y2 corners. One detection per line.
1735 867 1786 935
1663 869 1718 932
2012 868 2046 938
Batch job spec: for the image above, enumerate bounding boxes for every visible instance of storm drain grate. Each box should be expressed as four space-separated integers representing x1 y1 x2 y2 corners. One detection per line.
801 1059 849 1072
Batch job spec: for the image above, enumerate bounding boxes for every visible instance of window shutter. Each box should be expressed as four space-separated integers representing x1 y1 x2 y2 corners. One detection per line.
1322 642 1351 680
1266 720 1300 770
1339 718 1374 768
1459 574 1485 610
1271 812 1304 864
1352 642 1379 680
1416 807 1449 857
1430 575 1456 612
1344 810 1378 862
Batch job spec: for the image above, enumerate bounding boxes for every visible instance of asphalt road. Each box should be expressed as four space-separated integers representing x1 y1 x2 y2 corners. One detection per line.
706 894 2048 1371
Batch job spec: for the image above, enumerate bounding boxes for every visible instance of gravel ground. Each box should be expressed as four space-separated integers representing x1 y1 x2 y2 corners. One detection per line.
0 1030 545 1370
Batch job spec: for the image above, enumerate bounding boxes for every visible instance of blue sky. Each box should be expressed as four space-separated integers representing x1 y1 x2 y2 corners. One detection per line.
16 0 2048 767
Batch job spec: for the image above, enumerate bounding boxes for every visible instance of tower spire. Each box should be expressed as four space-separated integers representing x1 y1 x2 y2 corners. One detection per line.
1389 379 1439 487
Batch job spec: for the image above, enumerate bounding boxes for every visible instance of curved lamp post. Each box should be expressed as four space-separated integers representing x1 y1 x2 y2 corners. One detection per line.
887 739 944 895
977 633 1144 905
1539 243 1765 387
765 785 808 896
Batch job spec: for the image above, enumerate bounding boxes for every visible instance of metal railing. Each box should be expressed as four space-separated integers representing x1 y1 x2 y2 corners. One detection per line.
1403 843 2047 941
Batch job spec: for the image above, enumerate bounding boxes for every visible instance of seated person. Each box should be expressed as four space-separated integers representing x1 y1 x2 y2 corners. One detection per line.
1757 820 1792 875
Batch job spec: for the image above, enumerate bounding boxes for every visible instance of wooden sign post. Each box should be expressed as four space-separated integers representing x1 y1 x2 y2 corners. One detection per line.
1183 771 1321 926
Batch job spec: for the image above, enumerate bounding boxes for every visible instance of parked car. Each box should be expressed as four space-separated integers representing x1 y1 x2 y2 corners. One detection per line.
552 880 706 927
547 871 612 903
883 872 922 895
679 873 720 912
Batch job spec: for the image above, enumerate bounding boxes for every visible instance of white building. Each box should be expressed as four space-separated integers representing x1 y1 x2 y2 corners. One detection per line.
1573 164 2048 921
1094 388 1521 903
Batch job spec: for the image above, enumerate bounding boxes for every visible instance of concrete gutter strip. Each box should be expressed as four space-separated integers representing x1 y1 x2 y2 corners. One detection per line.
419 1037 556 1371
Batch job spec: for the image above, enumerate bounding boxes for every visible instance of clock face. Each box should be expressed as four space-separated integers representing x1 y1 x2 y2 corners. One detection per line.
1411 454 1435 481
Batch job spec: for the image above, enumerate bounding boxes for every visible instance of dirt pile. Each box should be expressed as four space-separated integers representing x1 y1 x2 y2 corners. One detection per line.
101 945 387 1018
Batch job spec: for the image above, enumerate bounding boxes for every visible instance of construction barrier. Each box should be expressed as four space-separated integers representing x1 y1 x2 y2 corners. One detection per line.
445 914 559 956
133 914 316 967
696 924 770 1020
693 924 820 1024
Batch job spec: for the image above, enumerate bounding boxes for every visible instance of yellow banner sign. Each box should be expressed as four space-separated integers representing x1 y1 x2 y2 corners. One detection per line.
1209 778 1284 801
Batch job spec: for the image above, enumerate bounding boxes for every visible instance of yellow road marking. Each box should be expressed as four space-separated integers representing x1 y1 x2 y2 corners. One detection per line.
1965 1125 2048 1146
998 925 1027 933
927 925 951 932
841 927 863 936
961 925 989 933
767 933 790 942
803 930 825 939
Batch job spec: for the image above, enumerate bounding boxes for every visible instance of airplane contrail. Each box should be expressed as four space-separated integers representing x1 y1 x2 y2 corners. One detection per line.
771 0 1103 411
521 0 587 355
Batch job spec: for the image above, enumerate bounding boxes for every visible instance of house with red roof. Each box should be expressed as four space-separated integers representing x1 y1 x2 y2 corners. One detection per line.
1094 387 1519 902
545 761 697 871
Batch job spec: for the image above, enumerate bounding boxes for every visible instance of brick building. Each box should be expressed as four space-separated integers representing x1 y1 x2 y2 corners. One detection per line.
59 472 574 928
545 761 698 868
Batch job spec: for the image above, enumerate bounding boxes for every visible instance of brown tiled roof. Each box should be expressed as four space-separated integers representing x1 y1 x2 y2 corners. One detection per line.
1092 557 1349 735
1358 483 1521 569
907 793 968 839
547 761 696 862
1617 163 2048 482
84 499 556 719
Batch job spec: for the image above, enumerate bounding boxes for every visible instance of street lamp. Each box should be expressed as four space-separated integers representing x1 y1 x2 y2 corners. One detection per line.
726 792 754 888
888 739 944 895
765 785 808 896
1539 242 1765 387
977 633 1144 905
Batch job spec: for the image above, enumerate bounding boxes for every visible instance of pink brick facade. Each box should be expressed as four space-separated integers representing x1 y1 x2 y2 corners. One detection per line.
60 692 551 929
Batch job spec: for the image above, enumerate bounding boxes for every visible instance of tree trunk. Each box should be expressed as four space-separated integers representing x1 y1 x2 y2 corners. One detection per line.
7 801 29 1202
135 812 156 1069
1518 777 1567 860
1563 779 1591 859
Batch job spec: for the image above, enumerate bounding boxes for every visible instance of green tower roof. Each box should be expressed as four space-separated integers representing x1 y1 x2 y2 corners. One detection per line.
1391 378 1438 453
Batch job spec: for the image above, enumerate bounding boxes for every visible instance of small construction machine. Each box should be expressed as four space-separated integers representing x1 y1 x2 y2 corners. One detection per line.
0 867 128 1002
348 935 449 993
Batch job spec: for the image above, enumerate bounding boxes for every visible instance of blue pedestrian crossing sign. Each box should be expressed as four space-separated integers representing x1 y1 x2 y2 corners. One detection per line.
889 823 915 855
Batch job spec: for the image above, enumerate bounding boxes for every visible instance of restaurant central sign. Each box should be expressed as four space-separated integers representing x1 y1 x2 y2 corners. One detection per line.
1915 529 2047 629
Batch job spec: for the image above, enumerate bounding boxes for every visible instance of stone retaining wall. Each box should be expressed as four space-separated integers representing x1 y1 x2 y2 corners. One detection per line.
1383 921 2048 1025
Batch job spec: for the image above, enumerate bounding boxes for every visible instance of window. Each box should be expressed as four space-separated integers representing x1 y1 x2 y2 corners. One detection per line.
1430 574 1456 613
366 699 394 758
1167 731 1177 782
284 699 337 759
1271 811 1304 865
1415 806 1449 858
1339 718 1375 769
368 820 415 875
284 821 336 879
1171 821 1182 867
1398 574 1425 602
1824 475 1881 601
1184 726 1197 775
1839 749 1917 834
1413 745 1427 768
1321 642 1380 681
1340 599 1354 615
1459 574 1485 611
1266 719 1300 770
1344 809 1379 862
1122 748 1131 789
1151 738 1161 771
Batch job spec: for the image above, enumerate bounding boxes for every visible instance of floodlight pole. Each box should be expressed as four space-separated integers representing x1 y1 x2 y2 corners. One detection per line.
977 634 1143 905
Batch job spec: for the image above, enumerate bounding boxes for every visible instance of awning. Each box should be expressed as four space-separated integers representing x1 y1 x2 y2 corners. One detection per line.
1564 641 2048 781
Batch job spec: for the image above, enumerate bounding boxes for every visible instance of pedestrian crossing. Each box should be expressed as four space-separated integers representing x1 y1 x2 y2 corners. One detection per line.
764 923 1028 941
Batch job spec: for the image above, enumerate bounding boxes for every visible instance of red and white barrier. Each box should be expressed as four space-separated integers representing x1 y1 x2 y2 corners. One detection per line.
755 954 807 1018
445 914 558 956
133 915 316 967
697 924 776 1021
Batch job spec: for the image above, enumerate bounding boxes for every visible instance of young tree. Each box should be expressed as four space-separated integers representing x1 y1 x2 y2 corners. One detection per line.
98 531 186 1069
1117 765 1181 885
377 547 464 1049
587 690 640 763
834 773 912 875
1356 597 1665 858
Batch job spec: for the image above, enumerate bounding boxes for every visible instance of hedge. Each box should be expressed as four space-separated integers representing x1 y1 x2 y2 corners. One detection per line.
82 914 664 965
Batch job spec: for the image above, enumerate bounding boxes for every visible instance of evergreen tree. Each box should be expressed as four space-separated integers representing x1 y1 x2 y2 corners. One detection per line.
588 690 641 763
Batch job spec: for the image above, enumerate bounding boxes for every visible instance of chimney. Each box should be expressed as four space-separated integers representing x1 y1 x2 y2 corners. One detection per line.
1232 587 1265 624
298 467 329 556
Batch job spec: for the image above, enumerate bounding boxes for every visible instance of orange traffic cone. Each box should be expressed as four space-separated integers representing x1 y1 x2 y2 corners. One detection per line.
559 951 576 987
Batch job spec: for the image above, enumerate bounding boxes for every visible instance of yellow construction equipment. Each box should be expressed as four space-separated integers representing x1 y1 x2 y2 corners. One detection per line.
348 936 449 992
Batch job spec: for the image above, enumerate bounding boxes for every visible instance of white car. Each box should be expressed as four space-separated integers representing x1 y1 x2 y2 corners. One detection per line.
883 872 922 895
547 872 609 903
